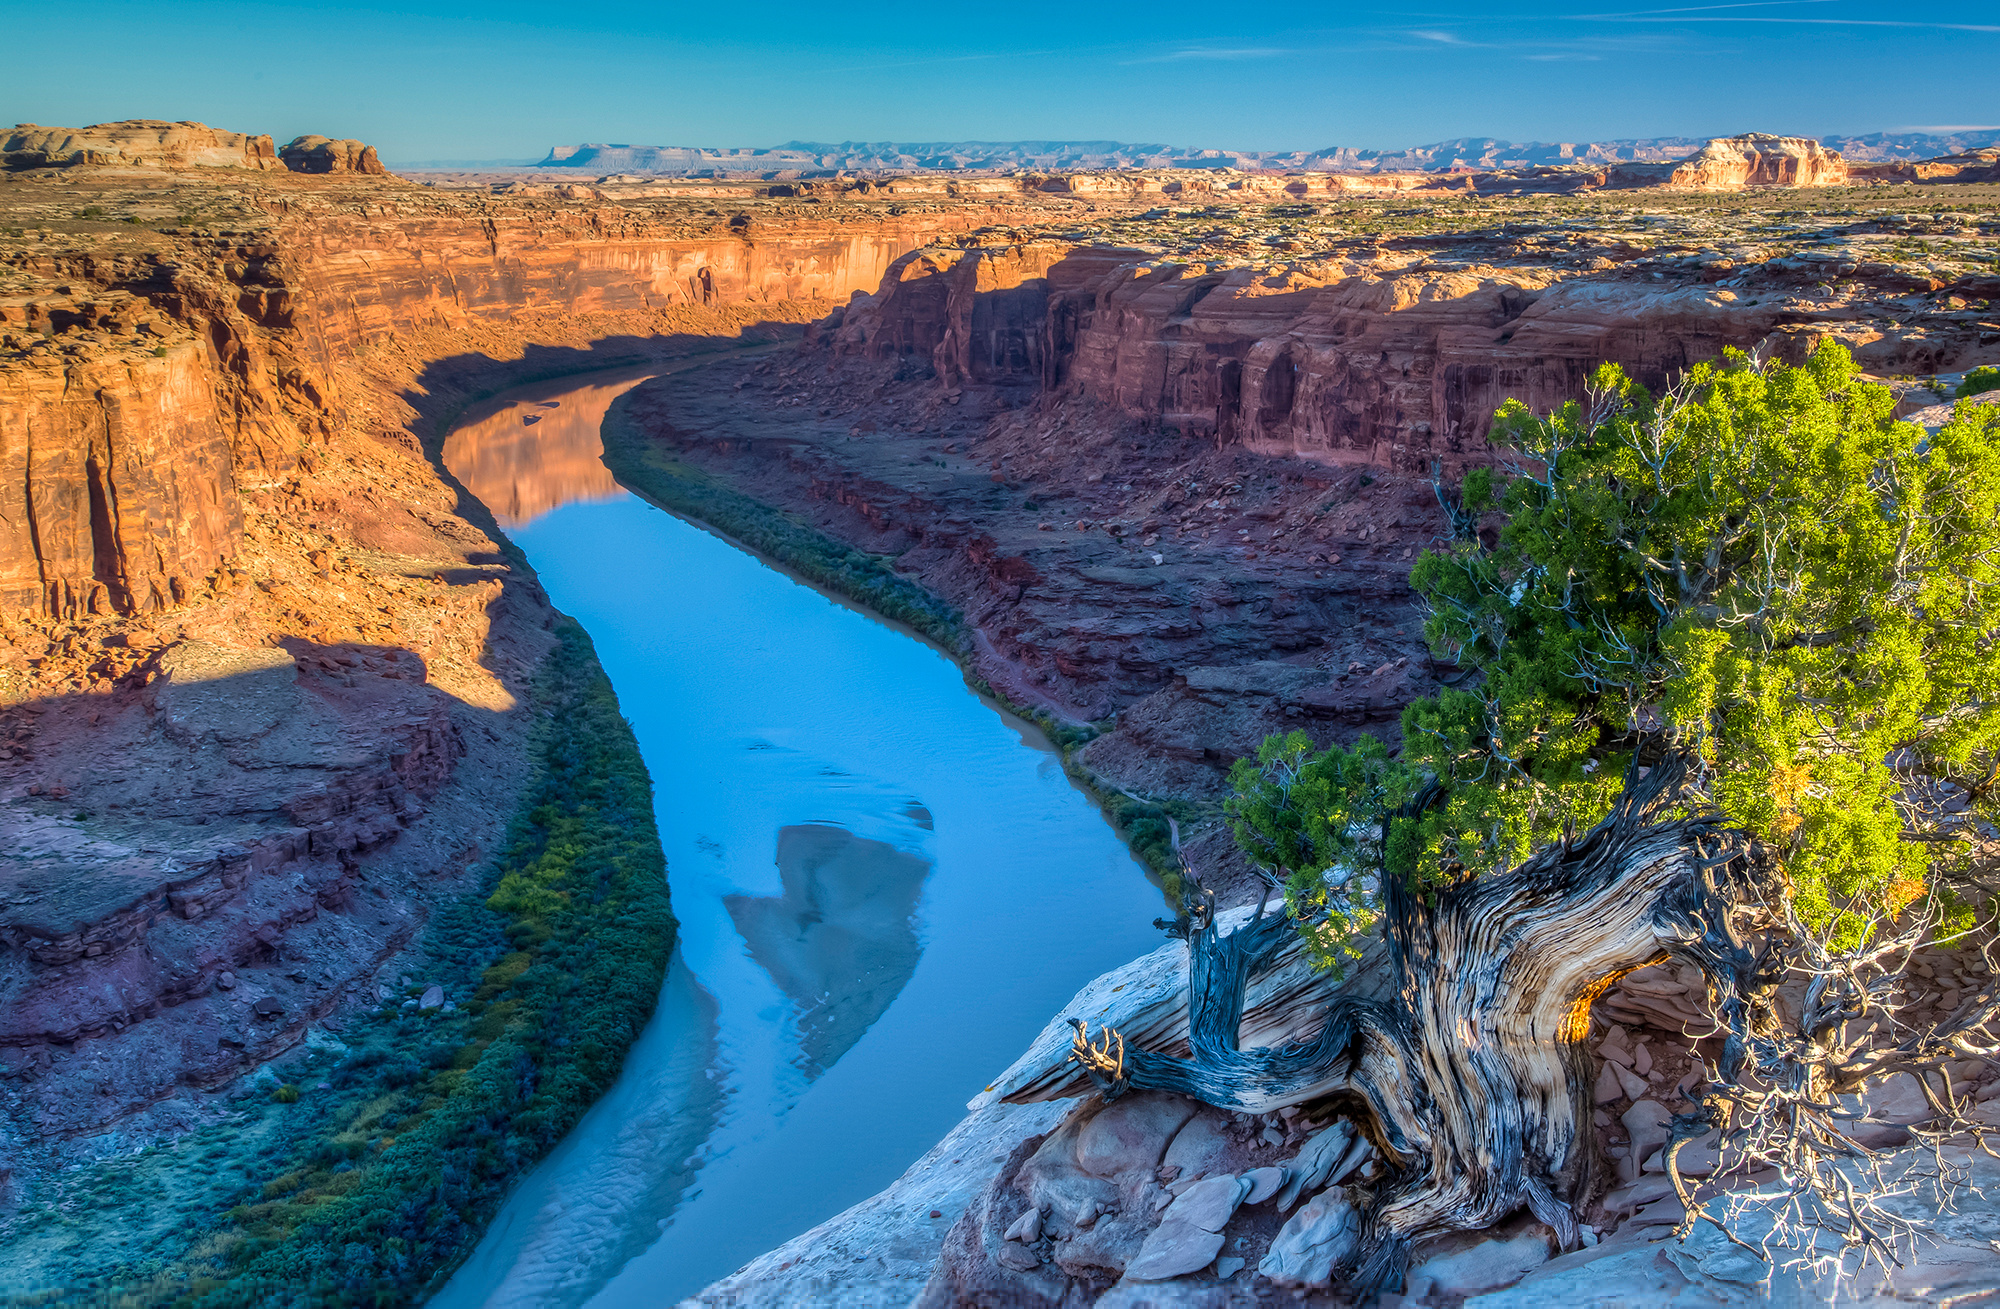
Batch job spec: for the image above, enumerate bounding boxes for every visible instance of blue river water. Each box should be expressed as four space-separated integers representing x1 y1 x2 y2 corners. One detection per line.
431 368 1163 1306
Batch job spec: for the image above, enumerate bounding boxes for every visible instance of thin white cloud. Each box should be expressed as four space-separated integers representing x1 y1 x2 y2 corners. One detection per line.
1581 15 2000 30
1408 29 1475 44
1574 1 1837 14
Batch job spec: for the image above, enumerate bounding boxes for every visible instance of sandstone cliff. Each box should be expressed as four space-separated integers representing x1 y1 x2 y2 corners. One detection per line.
1852 147 2000 185
1 121 281 172
819 225 1990 478
0 180 1022 621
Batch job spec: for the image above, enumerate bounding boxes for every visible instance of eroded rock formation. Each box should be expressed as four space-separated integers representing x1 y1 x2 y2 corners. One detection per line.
1608 133 1848 190
279 134 387 175
0 178 1017 621
1 121 281 172
0 165 1017 1160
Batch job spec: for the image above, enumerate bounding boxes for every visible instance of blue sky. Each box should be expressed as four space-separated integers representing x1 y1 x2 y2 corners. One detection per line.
4 0 1996 160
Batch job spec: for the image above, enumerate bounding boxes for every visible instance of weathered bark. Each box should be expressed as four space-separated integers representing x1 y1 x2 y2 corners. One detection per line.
1068 756 1781 1289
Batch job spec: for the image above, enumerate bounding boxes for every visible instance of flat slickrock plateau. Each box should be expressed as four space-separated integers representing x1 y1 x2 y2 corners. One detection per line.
1 128 1997 1302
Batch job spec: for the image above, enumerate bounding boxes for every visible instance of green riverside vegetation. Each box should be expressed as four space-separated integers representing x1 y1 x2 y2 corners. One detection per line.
600 400 965 647
599 396 1198 896
58 620 676 1308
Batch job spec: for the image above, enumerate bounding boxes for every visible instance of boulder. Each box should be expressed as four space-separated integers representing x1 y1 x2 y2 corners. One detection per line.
1159 1109 1247 1181
1241 1165 1286 1205
1123 1217 1227 1282
1642 1128 1720 1176
1002 1206 1042 1243
1273 1119 1357 1210
1858 1070 1940 1124
1160 1174 1249 1232
1258 1188 1359 1288
1073 1090 1198 1177
1407 1230 1552 1301
1619 1100 1674 1186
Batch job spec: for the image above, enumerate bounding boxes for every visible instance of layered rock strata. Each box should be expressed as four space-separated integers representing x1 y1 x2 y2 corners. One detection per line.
1 121 281 172
0 180 1020 621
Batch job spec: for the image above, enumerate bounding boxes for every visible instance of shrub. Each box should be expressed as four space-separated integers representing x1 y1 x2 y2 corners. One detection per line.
1959 365 2000 399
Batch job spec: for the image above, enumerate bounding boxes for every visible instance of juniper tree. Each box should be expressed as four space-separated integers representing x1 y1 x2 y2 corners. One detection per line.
1069 343 2000 1287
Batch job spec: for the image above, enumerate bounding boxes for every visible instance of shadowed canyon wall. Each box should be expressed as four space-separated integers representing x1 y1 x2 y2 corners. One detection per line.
1 189 1001 618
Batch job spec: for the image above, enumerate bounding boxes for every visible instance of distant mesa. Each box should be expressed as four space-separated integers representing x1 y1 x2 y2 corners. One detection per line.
1851 147 2000 186
279 134 387 175
2 120 281 172
1 120 389 175
1600 133 1848 191
525 128 2000 181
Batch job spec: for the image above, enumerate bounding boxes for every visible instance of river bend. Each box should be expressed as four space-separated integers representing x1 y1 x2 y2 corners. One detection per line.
431 364 1161 1306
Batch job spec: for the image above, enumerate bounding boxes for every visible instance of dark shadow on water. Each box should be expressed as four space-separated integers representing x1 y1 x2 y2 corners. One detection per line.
724 823 931 1082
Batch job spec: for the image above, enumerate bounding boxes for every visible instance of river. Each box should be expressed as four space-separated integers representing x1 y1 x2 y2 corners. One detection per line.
430 363 1164 1307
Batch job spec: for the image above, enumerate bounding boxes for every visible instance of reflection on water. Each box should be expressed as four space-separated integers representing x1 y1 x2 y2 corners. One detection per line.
434 364 1162 1309
727 823 931 1081
440 372 651 527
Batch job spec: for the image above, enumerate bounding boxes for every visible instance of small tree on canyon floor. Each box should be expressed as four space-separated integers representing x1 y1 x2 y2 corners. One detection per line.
1070 342 2000 1290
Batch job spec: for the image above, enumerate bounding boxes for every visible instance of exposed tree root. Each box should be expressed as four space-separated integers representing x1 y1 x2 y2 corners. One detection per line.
1065 754 2000 1292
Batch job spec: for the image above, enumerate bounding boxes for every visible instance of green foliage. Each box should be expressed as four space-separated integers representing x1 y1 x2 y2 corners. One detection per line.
1223 732 1412 970
1960 366 2000 400
123 620 676 1307
270 1086 299 1105
1229 343 2000 950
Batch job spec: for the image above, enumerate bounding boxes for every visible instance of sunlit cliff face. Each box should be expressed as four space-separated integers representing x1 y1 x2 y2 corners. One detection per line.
440 371 654 527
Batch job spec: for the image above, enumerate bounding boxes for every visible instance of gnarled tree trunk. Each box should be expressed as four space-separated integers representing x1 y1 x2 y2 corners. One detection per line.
1069 757 1778 1290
